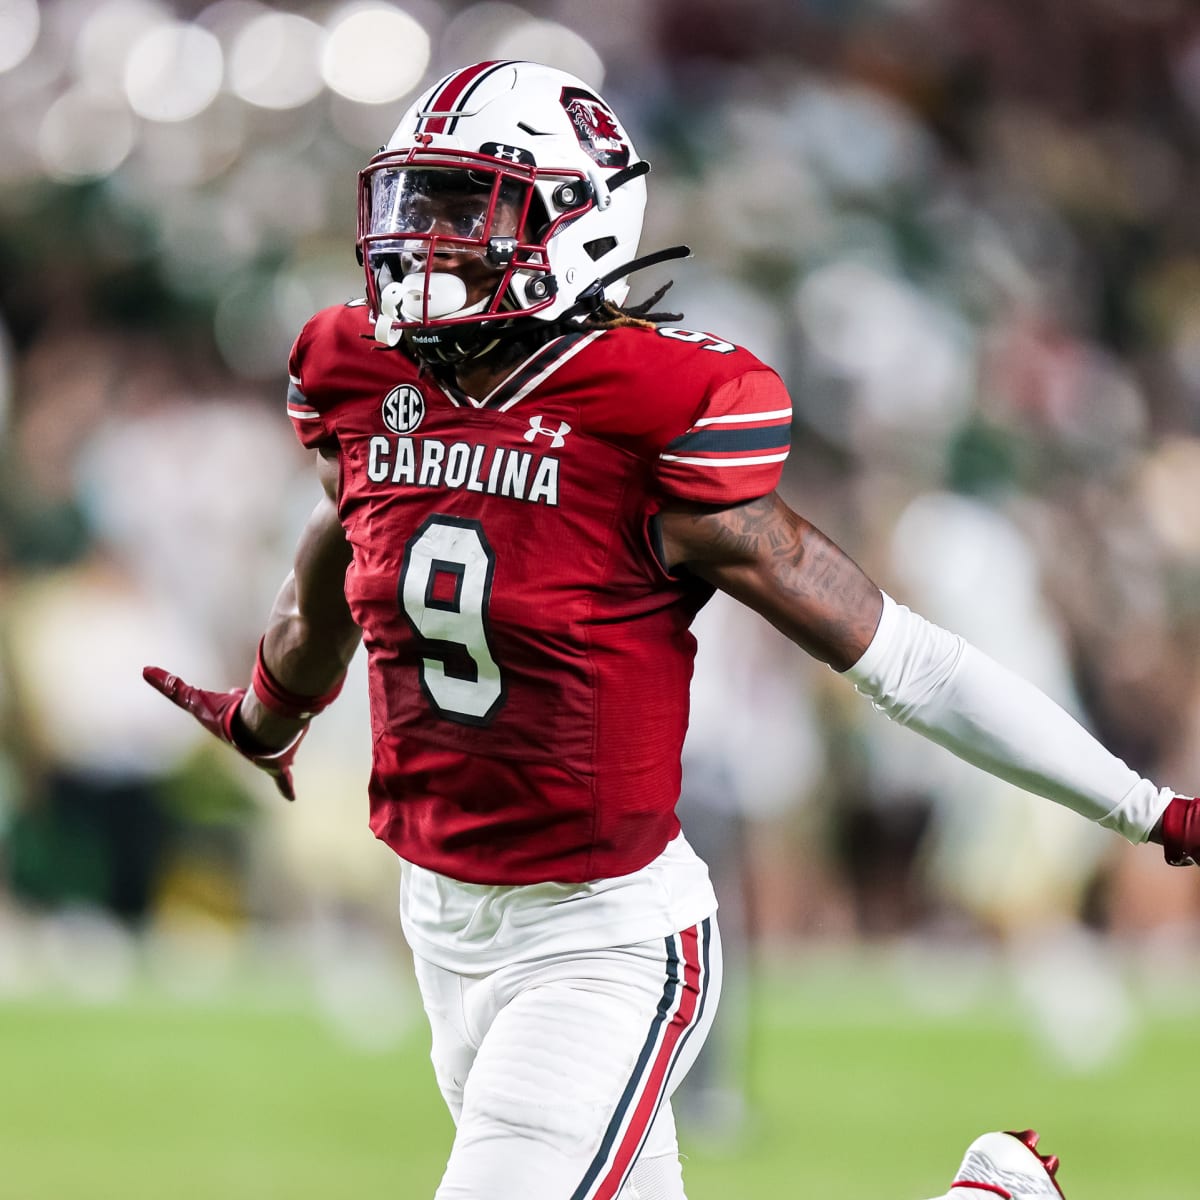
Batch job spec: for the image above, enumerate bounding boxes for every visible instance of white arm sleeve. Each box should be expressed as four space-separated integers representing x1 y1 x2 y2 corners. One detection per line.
843 592 1174 844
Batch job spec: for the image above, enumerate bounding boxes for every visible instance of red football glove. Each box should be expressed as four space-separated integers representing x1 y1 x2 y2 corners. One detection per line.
143 666 306 802
1160 796 1200 867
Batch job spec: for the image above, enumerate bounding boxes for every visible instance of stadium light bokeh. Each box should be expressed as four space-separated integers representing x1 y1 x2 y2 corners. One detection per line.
124 21 223 122
0 0 40 74
0 0 608 373
321 4 431 105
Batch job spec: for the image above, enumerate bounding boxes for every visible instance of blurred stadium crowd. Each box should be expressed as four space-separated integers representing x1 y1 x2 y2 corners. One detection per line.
3 0 1200 1046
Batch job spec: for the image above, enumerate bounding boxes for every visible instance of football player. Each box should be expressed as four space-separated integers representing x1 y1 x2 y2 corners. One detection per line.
145 61 1197 1199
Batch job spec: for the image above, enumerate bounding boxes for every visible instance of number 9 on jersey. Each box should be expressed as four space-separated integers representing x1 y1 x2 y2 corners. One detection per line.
399 515 505 725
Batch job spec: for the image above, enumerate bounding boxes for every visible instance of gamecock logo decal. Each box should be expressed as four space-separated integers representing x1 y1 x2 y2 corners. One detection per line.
559 86 631 168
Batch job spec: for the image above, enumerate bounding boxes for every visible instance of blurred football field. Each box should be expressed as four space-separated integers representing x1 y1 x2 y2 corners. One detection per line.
3 946 1195 1199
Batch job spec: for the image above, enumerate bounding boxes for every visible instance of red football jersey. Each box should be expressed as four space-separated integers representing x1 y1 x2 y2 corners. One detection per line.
287 303 791 884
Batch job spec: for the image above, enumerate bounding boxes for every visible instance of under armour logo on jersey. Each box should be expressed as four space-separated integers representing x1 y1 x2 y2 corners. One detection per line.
524 416 572 448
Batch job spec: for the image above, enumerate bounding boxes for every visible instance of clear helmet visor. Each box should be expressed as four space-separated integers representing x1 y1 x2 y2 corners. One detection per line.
365 167 537 326
357 154 560 336
367 167 526 261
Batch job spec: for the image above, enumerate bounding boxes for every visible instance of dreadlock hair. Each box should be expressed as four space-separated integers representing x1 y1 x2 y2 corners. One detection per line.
417 280 686 385
576 282 683 331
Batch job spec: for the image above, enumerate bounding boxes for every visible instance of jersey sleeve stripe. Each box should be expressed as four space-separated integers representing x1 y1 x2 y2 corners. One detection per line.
665 425 790 454
654 368 790 503
287 379 319 416
693 407 792 427
659 451 790 468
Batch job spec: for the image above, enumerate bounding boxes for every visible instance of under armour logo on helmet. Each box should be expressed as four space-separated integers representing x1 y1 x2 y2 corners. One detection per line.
524 416 572 449
481 141 536 166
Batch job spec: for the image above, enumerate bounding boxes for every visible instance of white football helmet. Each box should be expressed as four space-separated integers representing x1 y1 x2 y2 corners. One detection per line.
357 60 650 360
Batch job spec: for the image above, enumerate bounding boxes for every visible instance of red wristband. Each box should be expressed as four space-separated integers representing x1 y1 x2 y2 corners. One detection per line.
251 641 345 721
1162 796 1200 867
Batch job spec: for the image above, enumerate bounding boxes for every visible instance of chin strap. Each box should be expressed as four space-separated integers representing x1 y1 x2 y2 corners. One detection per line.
562 244 692 321
394 243 692 365
403 324 505 366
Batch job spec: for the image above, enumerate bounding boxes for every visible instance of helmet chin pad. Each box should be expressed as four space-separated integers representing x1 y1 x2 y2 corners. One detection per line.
395 272 468 321
377 271 512 364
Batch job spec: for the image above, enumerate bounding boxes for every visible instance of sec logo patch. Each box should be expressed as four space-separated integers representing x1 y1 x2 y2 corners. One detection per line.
382 384 425 434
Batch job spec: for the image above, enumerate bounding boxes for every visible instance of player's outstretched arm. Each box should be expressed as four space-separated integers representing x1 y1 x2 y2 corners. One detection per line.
144 448 361 801
659 491 883 671
659 491 1198 864
239 449 361 745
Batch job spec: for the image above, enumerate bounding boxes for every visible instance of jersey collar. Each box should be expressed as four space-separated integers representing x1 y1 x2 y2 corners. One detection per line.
436 330 603 411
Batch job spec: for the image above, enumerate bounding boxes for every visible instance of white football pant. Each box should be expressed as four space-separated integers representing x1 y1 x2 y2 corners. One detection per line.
414 918 721 1200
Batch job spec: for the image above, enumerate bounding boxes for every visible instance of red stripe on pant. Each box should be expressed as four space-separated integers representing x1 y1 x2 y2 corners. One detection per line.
593 924 704 1200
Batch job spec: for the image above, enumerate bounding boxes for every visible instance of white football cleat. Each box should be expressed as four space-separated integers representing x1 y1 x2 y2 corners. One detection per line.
947 1129 1065 1199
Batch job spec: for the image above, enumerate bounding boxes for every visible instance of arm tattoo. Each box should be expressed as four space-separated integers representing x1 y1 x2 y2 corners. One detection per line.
672 494 780 563
663 493 882 670
677 494 813 573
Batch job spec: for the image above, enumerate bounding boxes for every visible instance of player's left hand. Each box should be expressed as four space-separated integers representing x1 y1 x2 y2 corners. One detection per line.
1160 796 1200 867
142 666 305 802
